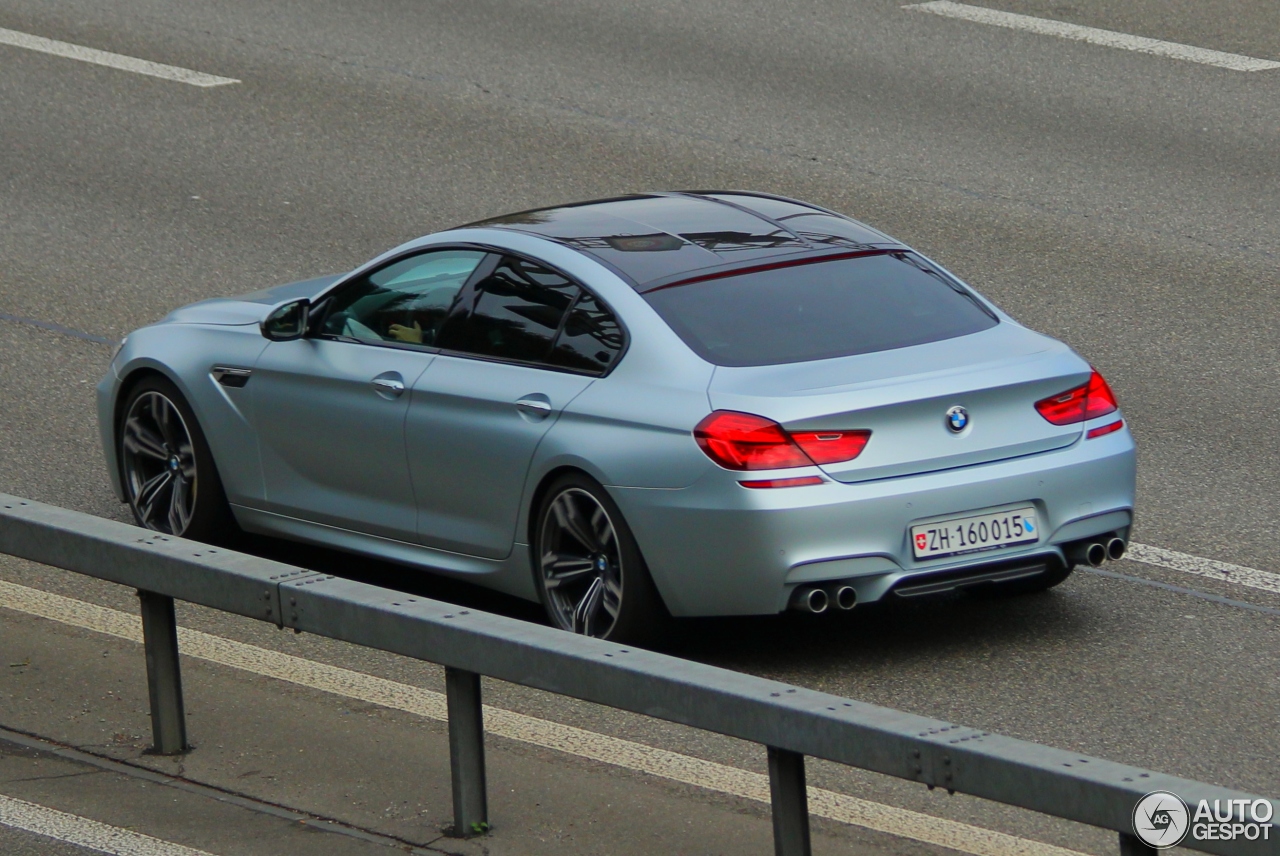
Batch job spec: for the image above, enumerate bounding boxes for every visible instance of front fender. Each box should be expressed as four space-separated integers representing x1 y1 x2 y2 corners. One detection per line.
101 324 271 508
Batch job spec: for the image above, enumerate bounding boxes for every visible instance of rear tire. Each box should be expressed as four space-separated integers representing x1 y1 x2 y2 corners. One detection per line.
532 473 667 644
118 375 235 543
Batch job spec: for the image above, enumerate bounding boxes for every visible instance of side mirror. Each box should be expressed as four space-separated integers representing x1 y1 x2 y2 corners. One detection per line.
261 299 310 341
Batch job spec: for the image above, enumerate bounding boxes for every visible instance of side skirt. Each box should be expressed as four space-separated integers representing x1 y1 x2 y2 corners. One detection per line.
229 505 539 601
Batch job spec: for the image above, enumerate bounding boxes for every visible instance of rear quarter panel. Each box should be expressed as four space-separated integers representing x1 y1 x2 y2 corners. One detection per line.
511 239 719 551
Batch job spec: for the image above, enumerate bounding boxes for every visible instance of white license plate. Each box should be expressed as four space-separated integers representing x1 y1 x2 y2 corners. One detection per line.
911 507 1039 560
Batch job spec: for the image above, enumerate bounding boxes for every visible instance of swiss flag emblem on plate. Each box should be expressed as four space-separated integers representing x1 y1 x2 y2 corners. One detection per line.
915 533 928 550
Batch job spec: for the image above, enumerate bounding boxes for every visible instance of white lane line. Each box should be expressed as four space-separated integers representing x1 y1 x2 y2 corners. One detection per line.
904 1 1280 72
0 794 216 856
0 27 239 87
1126 543 1280 596
0 579 1085 856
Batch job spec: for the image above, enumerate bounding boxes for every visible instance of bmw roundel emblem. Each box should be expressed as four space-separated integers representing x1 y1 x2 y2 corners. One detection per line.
945 406 969 433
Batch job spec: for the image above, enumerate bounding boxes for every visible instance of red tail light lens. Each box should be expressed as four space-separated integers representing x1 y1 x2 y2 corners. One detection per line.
695 411 813 470
1035 383 1088 425
739 476 826 489
1034 370 1118 426
694 411 871 471
790 431 872 464
1086 419 1124 439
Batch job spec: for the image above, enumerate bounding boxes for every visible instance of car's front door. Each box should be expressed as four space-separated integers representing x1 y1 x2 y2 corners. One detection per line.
250 248 488 541
406 254 624 559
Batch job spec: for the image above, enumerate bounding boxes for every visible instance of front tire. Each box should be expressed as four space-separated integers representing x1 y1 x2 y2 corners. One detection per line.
533 474 666 643
118 375 234 542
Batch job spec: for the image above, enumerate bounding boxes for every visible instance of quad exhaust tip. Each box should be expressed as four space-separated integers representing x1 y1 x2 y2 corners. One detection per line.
791 584 856 614
1066 536 1125 568
802 587 829 614
1085 542 1107 568
834 585 858 611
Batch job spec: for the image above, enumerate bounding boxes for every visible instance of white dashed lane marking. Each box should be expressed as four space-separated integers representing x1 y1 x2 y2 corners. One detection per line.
0 27 239 87
905 2 1280 72
0 794 217 856
1125 543 1280 596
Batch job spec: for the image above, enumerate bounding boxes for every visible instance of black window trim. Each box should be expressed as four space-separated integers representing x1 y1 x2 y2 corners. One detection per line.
310 243 630 377
309 244 495 354
440 250 634 376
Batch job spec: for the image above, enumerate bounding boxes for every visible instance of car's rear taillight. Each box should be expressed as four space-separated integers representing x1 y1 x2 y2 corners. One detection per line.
694 411 870 471
739 476 826 489
1034 370 1118 426
1086 419 1124 439
695 411 812 470
790 430 872 464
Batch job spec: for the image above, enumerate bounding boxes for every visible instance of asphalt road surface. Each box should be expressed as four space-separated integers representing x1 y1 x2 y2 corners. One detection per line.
1 0 1277 854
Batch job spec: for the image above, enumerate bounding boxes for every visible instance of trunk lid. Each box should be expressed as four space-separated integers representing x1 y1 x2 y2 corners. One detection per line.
706 323 1088 483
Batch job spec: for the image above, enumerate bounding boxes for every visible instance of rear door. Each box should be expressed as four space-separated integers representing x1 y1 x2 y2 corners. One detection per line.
406 254 623 558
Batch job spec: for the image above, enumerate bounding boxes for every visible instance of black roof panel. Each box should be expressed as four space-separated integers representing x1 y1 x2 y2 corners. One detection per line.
467 192 901 288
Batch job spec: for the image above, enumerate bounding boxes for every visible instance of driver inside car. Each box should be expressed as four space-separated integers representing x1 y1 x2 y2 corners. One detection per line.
326 250 486 347
387 320 425 343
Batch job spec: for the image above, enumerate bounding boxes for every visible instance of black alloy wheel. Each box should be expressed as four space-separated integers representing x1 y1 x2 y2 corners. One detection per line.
119 375 233 541
534 474 666 643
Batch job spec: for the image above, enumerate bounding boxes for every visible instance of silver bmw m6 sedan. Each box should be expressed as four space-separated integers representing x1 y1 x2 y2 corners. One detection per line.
98 192 1136 641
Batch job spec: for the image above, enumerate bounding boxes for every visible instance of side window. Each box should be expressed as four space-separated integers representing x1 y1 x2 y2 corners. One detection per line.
546 291 624 373
321 250 487 347
436 256 579 363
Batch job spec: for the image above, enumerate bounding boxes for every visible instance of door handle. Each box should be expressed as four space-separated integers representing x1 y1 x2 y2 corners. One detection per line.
372 372 405 399
515 394 553 420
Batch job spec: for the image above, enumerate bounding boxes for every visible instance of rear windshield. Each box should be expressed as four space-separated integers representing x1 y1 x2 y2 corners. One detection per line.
642 252 998 367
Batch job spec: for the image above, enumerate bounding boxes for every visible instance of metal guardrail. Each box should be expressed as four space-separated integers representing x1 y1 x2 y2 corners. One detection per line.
0 492 1274 856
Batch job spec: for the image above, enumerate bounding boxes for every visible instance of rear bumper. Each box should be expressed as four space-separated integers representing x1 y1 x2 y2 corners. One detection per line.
611 424 1135 617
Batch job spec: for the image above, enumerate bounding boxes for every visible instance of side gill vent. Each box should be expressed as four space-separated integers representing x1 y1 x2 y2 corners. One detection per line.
211 366 252 388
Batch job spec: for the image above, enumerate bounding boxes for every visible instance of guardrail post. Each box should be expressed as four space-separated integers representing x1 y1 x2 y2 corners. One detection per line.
767 746 812 856
445 667 488 836
1118 833 1156 856
137 590 188 754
